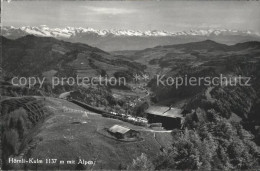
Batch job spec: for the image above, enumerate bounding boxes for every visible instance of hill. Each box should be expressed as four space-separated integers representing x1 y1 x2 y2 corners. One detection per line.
1 35 145 78
114 40 260 76
0 96 173 170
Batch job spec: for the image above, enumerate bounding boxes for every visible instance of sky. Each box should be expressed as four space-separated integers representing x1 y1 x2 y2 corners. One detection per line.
2 1 260 32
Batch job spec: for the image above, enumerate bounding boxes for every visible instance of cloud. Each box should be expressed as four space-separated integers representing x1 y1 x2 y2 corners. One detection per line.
175 23 221 29
197 23 221 29
86 7 135 15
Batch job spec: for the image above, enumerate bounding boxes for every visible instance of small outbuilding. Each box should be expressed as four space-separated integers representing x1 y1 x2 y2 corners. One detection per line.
108 125 140 139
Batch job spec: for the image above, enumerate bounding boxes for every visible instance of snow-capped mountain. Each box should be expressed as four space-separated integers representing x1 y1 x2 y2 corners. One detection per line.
2 25 260 51
2 25 259 38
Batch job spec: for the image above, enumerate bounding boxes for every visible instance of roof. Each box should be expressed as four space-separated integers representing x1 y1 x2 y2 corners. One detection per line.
109 125 131 134
145 106 183 118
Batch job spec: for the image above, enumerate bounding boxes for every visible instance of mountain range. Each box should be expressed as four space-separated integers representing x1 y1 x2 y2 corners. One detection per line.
2 26 260 51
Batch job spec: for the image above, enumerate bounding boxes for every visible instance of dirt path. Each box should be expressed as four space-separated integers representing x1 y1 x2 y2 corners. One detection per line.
153 132 162 149
137 87 150 101
135 128 172 133
205 87 215 103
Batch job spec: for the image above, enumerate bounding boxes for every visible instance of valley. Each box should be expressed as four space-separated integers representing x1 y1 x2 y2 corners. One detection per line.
1 35 260 170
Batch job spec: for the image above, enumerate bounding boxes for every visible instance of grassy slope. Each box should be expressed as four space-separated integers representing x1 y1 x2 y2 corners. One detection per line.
4 97 172 170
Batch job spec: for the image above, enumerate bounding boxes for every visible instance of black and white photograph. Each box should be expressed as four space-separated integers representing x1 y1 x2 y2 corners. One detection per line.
0 0 260 170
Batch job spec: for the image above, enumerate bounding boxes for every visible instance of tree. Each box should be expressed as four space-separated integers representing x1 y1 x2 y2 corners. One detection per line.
127 153 154 170
133 101 149 117
155 118 260 170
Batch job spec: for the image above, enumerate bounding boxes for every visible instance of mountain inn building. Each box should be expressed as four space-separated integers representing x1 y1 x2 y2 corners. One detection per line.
145 106 184 130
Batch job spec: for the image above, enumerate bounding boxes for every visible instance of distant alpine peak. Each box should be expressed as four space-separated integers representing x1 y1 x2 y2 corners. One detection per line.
2 25 260 38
